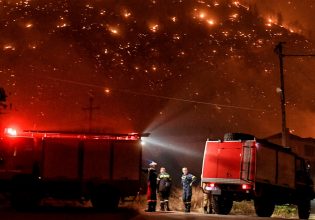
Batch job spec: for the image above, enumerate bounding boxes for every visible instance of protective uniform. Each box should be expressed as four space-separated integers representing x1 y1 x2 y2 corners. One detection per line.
157 171 172 211
203 193 212 214
181 173 196 212
144 162 158 212
202 183 212 214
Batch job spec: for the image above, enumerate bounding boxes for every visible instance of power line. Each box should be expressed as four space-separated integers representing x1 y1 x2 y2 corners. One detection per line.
44 76 267 112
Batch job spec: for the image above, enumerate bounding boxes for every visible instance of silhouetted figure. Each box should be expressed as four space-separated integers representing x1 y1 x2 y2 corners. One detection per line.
143 161 158 212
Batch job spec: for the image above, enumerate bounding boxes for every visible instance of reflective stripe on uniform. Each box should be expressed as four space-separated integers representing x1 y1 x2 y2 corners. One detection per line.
159 174 170 178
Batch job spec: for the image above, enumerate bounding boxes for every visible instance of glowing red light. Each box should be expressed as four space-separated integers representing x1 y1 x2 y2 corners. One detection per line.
210 183 215 188
4 128 17 136
242 184 251 190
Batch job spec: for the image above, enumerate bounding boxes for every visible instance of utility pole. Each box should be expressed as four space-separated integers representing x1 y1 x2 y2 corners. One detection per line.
82 96 100 132
274 42 315 147
274 42 287 147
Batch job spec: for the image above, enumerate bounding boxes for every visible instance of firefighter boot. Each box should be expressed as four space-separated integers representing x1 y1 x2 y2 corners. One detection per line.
145 203 151 212
184 203 189 213
160 201 165 211
186 203 191 213
145 202 153 212
165 201 170 211
152 201 156 212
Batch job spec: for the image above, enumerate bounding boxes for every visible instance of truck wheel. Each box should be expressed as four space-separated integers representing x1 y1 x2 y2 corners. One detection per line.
298 199 311 219
224 133 255 141
91 186 120 211
254 197 275 217
212 195 233 215
10 175 41 210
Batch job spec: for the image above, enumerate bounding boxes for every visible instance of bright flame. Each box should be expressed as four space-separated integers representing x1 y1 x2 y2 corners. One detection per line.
28 44 37 49
199 12 206 19
25 23 33 28
149 24 159 33
108 26 119 35
104 88 110 94
233 1 240 6
207 19 215 26
122 10 131 18
57 23 68 28
3 44 15 51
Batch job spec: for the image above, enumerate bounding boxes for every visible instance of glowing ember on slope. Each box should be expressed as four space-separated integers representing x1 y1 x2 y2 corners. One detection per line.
149 23 159 32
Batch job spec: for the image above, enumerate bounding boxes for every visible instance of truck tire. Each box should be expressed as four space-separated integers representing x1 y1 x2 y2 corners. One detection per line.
298 199 311 219
91 185 120 211
254 197 275 217
212 195 233 215
10 175 41 210
224 133 255 141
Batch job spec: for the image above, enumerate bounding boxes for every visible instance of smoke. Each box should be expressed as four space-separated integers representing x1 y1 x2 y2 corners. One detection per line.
240 0 315 41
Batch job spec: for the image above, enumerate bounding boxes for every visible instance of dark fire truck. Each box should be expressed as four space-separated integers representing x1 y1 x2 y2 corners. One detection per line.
201 133 314 219
0 128 143 210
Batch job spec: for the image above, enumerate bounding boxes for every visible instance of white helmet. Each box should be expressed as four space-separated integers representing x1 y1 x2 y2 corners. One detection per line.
149 161 157 167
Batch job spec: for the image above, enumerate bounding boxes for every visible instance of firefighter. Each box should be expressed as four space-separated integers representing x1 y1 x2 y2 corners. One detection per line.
181 167 197 213
157 167 172 211
143 161 158 212
201 182 212 214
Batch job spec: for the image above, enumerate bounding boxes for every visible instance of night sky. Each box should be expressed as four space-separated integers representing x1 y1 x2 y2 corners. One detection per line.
0 0 315 171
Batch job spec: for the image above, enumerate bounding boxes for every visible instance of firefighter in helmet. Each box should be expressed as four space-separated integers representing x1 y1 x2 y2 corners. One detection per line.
181 167 197 213
157 167 172 211
143 161 158 212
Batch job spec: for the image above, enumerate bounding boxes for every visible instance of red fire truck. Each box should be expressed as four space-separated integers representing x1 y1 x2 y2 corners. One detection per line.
0 128 144 210
201 133 314 219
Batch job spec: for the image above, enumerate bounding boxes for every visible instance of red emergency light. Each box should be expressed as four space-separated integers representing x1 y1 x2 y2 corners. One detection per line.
4 128 17 136
242 184 251 190
205 183 216 191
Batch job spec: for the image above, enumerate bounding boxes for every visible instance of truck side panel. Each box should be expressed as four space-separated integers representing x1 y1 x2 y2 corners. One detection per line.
202 141 242 180
277 151 295 188
202 141 219 179
83 140 111 180
255 145 276 184
0 137 35 178
10 137 35 172
240 144 256 182
42 138 80 180
112 141 141 181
